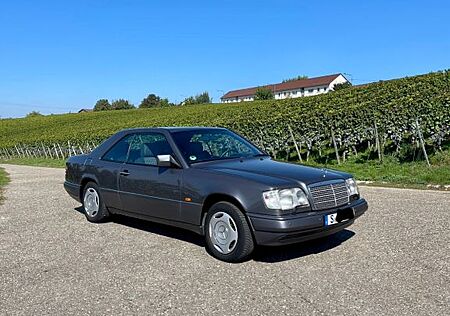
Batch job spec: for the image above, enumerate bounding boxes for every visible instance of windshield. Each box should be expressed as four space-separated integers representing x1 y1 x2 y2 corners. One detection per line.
170 129 265 164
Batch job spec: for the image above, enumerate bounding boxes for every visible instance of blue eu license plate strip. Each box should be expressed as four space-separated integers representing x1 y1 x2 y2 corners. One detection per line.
325 213 338 226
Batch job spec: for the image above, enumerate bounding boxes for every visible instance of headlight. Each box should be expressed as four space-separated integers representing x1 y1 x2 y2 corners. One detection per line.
346 178 359 196
262 188 310 210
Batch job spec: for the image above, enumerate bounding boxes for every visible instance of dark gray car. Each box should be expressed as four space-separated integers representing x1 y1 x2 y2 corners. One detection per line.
64 127 368 262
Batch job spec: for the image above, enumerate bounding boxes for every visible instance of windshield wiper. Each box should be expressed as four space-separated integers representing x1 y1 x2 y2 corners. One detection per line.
253 153 270 157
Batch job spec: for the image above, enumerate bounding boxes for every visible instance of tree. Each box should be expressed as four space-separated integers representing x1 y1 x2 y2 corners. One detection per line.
333 82 352 91
160 98 172 107
139 94 161 108
195 92 212 104
111 99 135 110
139 94 175 107
93 99 111 111
282 75 308 83
26 111 43 117
181 96 196 105
181 92 212 105
254 87 274 100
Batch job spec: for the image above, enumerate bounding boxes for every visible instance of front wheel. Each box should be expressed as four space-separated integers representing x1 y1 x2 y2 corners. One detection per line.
82 182 109 223
205 201 254 262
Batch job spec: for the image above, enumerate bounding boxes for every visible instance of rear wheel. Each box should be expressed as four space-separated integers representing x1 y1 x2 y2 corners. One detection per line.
205 201 254 262
82 182 109 223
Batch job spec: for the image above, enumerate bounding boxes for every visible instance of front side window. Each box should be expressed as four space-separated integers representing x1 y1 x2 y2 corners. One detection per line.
127 133 173 166
171 129 263 164
102 134 134 163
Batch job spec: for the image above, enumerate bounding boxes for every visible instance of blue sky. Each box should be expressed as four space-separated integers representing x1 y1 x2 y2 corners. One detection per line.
0 0 449 118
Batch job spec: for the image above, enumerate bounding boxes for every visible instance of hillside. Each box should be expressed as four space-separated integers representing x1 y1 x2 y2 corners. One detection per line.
0 71 449 163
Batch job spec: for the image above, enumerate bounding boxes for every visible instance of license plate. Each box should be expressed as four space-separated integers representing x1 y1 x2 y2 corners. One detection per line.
325 213 338 226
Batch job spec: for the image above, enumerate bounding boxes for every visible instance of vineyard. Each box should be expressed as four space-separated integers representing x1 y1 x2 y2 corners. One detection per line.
0 70 449 164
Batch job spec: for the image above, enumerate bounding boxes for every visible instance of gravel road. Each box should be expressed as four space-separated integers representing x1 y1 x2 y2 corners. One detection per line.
0 164 449 315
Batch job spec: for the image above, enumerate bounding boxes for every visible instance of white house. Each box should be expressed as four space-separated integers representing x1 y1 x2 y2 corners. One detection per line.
221 74 349 103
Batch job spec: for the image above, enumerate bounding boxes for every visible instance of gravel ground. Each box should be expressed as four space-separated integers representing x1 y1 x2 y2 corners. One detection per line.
0 164 449 315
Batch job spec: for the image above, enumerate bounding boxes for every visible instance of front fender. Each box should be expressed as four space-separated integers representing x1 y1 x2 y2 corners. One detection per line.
180 169 268 226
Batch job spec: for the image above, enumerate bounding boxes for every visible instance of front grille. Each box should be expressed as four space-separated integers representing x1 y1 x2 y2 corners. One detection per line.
309 181 349 210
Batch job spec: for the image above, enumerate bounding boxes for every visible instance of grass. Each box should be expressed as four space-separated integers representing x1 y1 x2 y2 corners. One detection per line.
0 157 66 168
0 167 10 202
303 150 450 190
320 160 449 189
0 150 449 190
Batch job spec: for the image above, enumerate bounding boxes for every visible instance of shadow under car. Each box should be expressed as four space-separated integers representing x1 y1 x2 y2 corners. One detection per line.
73 206 355 263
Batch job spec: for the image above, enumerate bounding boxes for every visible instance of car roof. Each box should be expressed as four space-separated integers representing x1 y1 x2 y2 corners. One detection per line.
119 126 227 133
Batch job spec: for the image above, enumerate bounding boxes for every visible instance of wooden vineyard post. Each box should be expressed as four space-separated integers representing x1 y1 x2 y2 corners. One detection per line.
331 128 341 165
57 143 64 158
53 144 59 159
3 148 9 159
14 145 21 158
416 118 431 167
20 145 26 158
41 143 48 158
374 121 382 162
288 124 302 162
306 140 312 162
47 145 53 159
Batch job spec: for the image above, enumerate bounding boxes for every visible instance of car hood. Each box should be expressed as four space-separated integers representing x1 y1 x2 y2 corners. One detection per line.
193 158 350 186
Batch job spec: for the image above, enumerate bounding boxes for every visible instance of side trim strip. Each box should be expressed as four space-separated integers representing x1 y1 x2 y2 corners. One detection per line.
99 186 202 206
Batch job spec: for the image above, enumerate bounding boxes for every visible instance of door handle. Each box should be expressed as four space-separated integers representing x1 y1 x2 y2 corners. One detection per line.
120 170 130 176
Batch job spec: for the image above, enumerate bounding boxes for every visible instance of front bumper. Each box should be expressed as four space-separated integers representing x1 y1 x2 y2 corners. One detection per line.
248 198 368 246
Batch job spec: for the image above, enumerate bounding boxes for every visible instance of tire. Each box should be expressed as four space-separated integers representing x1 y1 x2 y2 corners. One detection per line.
82 182 109 223
205 201 254 262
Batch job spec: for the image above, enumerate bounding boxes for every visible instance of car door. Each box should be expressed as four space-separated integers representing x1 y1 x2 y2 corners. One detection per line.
96 133 134 211
118 132 182 221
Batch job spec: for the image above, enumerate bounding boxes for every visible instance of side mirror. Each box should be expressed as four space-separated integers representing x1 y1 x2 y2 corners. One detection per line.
156 155 181 168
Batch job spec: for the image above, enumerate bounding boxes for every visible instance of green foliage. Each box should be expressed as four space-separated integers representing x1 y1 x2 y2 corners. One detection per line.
0 167 8 186
0 167 9 202
93 99 111 111
26 111 43 117
0 157 66 168
282 75 308 83
306 151 450 188
182 96 196 105
140 94 161 108
139 94 175 108
95 98 136 111
111 99 135 110
333 82 352 91
160 98 172 107
182 92 211 105
195 92 212 104
0 71 449 166
254 87 274 100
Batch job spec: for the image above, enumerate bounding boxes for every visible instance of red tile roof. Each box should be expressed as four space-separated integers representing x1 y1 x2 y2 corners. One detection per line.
221 74 342 99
